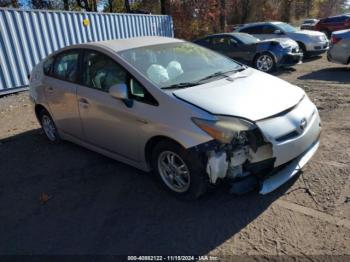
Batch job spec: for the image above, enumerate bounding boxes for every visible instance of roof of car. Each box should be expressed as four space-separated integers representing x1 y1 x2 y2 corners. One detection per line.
79 36 184 52
324 14 350 19
201 32 251 38
238 21 282 29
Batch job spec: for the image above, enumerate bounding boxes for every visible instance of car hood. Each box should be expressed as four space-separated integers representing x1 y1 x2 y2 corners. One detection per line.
289 30 325 37
173 68 305 121
332 29 350 36
259 38 299 48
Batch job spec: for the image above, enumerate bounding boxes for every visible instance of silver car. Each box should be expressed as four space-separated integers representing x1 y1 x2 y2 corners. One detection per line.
236 21 329 57
300 19 319 30
327 29 350 64
29 37 321 199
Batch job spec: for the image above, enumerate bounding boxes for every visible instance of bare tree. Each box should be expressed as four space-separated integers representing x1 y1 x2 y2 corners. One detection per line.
77 0 91 11
107 0 113 12
76 0 97 11
240 0 251 23
63 0 69 10
0 0 19 7
281 0 293 22
124 0 131 12
160 0 166 14
219 0 226 31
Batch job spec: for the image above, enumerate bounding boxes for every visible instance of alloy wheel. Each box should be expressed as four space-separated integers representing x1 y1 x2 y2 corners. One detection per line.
157 151 191 193
256 55 273 72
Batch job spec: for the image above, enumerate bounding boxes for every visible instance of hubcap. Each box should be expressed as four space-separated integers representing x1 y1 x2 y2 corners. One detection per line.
42 115 56 141
256 55 273 72
158 151 190 193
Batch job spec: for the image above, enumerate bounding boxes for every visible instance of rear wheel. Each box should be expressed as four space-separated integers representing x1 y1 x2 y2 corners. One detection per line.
151 141 208 199
254 52 275 73
39 109 60 143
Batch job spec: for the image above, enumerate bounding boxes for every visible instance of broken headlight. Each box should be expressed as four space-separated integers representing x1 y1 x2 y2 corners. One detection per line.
192 116 256 144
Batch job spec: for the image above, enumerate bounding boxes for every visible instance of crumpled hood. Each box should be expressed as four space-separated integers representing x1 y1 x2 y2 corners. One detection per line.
173 68 305 121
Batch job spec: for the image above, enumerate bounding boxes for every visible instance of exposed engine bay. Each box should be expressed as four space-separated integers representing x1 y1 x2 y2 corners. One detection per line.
192 128 275 194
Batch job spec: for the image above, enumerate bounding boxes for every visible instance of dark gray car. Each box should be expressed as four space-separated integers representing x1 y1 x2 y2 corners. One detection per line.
194 33 302 73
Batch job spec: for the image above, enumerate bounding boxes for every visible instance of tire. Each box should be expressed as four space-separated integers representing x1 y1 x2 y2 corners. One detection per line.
254 52 276 73
321 30 331 39
39 109 60 143
297 42 308 59
151 140 208 200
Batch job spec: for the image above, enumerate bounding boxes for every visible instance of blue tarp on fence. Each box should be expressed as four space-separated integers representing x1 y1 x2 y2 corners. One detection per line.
0 8 174 94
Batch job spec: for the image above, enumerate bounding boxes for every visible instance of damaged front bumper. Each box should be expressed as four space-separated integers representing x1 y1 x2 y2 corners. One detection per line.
259 138 319 194
199 95 321 195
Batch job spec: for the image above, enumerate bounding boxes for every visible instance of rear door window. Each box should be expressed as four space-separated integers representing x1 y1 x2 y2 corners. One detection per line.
262 24 277 34
52 51 79 82
43 56 54 75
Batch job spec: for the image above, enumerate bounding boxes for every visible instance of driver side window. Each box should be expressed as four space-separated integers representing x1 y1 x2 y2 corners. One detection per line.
263 25 278 34
82 50 158 106
82 51 127 92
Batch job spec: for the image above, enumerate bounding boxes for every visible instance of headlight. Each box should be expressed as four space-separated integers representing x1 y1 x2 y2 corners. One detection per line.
192 116 256 144
279 42 291 49
312 35 326 42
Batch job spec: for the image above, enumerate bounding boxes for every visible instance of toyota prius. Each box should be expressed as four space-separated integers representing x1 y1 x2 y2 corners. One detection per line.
29 36 321 199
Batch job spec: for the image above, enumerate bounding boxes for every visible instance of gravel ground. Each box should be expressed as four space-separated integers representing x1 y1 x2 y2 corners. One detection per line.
0 55 349 259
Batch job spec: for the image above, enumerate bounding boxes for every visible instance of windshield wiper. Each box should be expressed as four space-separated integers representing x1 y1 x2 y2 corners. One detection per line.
196 67 246 83
161 82 199 90
161 67 247 90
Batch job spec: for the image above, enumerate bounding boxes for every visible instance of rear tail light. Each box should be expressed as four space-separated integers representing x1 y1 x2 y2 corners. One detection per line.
331 35 342 44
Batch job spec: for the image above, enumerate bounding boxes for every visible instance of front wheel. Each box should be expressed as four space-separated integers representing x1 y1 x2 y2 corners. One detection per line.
321 30 331 39
151 141 208 199
298 42 308 59
254 53 275 73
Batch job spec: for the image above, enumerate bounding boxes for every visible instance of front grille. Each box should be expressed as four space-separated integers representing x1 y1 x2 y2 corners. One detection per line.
244 158 276 176
275 130 299 142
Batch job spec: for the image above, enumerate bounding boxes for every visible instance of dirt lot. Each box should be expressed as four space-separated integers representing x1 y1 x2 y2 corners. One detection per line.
0 55 349 259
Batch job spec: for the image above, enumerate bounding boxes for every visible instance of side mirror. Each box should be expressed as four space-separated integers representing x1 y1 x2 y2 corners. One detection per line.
274 29 283 35
109 84 128 99
109 84 133 107
230 39 238 46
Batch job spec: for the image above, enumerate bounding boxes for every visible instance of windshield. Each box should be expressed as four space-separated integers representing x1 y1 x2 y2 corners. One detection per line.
118 42 242 89
235 33 258 44
276 22 297 33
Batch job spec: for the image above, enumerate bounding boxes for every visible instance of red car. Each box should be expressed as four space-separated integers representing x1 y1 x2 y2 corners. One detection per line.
315 14 350 38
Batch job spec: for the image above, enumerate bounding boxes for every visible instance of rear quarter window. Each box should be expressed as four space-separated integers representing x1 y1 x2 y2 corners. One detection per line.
43 57 54 75
240 25 263 34
52 51 79 82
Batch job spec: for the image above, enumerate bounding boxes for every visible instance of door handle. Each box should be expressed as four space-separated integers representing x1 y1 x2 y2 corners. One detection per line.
78 98 89 108
46 86 54 94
